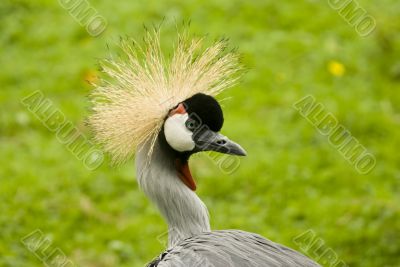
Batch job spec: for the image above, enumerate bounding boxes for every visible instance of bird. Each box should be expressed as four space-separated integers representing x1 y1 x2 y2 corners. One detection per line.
88 29 320 267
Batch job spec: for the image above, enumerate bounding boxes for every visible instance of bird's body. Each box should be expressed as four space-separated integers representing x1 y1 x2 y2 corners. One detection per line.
89 30 320 267
148 230 319 267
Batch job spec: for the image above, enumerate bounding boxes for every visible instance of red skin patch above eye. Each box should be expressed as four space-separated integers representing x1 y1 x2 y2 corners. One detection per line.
169 103 186 116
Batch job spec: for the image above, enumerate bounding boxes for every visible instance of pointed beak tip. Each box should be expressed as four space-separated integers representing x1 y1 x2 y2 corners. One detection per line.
228 143 247 156
236 147 247 156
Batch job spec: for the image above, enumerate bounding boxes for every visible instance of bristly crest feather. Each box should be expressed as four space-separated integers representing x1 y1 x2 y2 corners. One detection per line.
88 29 241 164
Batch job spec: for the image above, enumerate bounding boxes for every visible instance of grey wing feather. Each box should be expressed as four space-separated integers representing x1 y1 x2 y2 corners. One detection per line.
151 230 320 267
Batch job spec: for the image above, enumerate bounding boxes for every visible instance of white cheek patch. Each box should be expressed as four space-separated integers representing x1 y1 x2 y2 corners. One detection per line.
164 114 195 152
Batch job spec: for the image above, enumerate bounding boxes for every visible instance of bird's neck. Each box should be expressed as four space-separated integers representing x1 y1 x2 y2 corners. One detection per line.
135 137 211 248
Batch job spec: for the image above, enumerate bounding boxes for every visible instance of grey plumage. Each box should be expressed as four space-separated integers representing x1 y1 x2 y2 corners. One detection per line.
149 230 320 267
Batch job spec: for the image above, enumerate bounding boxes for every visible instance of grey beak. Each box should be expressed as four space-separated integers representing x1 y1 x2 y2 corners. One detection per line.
193 127 247 156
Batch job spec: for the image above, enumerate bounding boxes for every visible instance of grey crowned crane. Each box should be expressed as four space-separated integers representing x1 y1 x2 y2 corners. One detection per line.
89 30 320 267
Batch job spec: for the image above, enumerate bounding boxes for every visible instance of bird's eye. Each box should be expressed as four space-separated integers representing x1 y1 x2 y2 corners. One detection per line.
185 119 199 131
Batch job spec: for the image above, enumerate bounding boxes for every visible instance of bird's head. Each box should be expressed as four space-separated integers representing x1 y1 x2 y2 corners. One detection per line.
89 31 243 179
162 93 246 190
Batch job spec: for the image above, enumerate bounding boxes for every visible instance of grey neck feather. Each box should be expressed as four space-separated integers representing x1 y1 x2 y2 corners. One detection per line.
135 137 211 248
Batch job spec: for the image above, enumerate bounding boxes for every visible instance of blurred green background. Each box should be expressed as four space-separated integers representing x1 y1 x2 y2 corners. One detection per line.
1 0 399 266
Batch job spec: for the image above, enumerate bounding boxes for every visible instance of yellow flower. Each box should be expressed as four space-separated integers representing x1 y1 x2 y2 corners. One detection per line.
328 60 345 77
83 69 99 85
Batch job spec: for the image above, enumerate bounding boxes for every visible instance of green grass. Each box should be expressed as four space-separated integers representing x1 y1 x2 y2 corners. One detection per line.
1 0 400 266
